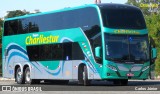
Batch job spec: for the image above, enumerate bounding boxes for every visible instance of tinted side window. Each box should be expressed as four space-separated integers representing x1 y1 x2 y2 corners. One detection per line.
4 20 18 36
62 8 101 39
33 13 62 31
72 42 84 60
4 21 9 36
27 42 84 61
19 19 29 34
19 18 40 33
63 43 72 60
52 44 63 60
77 8 101 39
9 20 18 35
27 43 63 61
27 45 40 61
4 7 101 37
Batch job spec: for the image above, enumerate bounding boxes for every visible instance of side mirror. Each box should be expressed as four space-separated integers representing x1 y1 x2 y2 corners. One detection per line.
149 37 157 65
95 46 101 58
152 48 157 59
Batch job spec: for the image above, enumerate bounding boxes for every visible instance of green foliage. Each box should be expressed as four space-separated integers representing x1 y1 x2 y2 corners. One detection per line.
5 9 41 19
145 14 160 76
0 18 3 27
0 18 3 40
126 0 139 6
126 0 159 15
126 0 160 75
5 10 30 18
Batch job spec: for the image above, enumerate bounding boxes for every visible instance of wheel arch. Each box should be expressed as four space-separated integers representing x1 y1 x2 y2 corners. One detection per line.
78 63 87 80
23 64 30 75
14 65 20 78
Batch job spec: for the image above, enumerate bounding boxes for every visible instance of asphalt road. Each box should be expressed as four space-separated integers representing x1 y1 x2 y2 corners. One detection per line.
0 80 160 90
0 80 160 94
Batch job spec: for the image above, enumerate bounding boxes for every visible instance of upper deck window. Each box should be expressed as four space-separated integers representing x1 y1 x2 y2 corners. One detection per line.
100 5 146 29
4 7 100 38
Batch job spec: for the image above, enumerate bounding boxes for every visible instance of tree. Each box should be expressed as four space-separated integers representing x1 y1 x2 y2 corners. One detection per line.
126 0 160 15
0 18 3 40
0 18 3 27
145 15 160 76
5 10 30 18
126 0 160 76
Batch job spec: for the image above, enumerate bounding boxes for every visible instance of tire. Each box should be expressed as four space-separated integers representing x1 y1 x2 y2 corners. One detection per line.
78 67 84 85
83 66 90 86
25 67 40 84
16 67 25 84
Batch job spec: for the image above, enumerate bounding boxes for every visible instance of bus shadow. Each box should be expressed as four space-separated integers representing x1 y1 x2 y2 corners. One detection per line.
32 80 160 86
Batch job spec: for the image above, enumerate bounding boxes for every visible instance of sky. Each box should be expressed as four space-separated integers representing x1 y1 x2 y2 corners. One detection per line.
0 0 127 18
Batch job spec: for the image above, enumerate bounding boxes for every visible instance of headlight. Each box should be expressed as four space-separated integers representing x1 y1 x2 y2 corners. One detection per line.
142 66 149 72
107 65 117 71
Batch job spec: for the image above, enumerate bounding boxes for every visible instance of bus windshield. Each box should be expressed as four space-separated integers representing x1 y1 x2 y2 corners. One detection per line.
101 8 146 29
105 34 149 63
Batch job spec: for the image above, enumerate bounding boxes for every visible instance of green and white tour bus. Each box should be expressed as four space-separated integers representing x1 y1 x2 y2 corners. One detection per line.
2 3 157 86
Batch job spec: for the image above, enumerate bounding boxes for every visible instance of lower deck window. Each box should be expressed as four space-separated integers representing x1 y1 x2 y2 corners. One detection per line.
26 42 84 61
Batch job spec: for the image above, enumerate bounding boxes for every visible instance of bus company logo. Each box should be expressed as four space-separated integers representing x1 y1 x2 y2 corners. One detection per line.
1 86 42 91
114 30 140 34
140 3 159 8
25 34 59 45
2 86 11 91
139 0 159 8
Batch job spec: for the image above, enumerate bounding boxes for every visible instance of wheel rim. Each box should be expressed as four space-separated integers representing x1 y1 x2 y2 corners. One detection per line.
17 69 22 82
83 71 85 80
26 70 30 82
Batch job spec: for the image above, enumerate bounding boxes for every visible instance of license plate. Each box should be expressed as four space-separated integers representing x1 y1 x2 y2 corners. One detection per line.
127 73 134 77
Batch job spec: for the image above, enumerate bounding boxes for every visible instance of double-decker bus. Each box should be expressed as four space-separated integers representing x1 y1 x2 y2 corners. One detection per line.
2 3 157 86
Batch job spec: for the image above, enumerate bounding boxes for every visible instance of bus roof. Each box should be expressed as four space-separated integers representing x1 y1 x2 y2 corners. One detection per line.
98 3 139 10
4 3 139 21
4 4 98 21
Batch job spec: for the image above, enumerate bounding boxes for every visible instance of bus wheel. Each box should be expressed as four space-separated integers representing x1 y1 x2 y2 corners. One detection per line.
25 67 40 84
83 66 90 86
16 67 25 84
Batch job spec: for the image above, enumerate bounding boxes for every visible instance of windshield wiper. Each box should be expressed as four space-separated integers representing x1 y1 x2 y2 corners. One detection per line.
106 57 123 62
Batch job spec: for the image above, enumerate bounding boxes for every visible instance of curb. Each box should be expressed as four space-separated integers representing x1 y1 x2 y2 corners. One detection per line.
0 77 15 81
